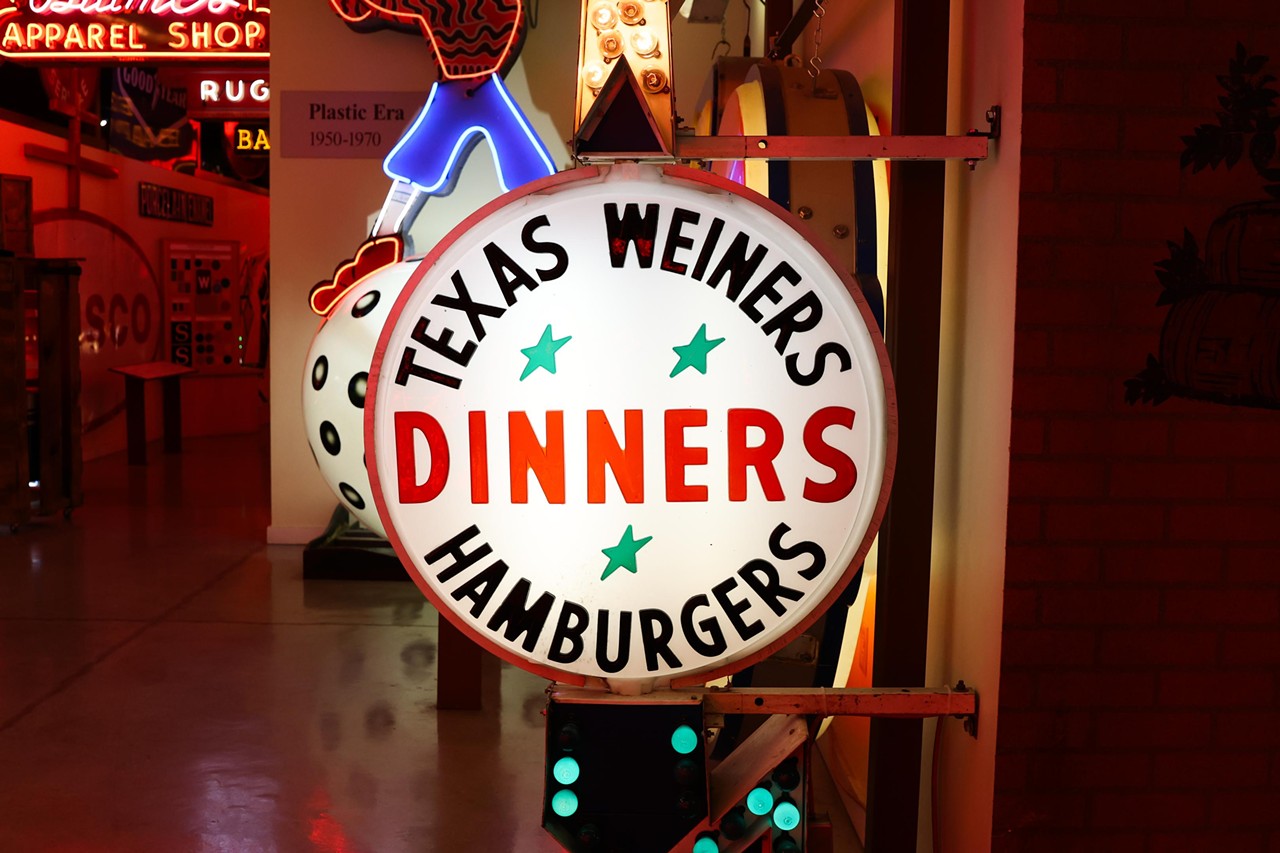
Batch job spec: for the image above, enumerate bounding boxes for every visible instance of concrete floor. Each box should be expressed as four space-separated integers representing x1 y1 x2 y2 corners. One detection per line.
0 431 561 852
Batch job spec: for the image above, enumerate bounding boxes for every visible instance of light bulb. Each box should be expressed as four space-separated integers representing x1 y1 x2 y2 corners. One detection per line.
630 28 659 58
772 757 801 792
553 756 580 785
640 67 668 94
590 2 617 29
671 724 698 754
746 785 774 816
619 1 644 25
551 788 579 817
598 29 624 60
774 833 801 853
692 836 719 853
582 62 607 90
773 798 801 831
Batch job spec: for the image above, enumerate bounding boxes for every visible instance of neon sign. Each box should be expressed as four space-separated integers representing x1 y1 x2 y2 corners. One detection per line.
0 0 269 61
201 76 268 105
230 122 270 153
329 0 520 81
384 75 556 196
305 0 557 316
330 0 555 199
309 235 405 317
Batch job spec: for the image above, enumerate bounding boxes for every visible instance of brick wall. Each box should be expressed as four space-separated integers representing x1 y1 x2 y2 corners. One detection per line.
997 2 1280 850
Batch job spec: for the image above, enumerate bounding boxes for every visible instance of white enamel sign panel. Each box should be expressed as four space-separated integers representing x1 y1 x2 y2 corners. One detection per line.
367 164 895 691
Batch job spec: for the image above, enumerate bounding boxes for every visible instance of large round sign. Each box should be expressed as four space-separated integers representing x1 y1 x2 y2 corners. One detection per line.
367 164 895 691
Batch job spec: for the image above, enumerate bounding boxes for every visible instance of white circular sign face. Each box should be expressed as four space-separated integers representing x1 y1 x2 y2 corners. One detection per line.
368 164 894 691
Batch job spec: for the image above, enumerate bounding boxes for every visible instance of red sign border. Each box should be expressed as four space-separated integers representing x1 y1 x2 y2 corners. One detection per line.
365 164 898 690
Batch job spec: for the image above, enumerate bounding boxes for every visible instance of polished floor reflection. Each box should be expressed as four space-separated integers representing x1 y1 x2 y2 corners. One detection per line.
0 431 560 852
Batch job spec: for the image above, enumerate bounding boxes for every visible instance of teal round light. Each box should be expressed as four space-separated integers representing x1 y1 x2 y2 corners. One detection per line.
553 756 580 785
773 799 801 831
671 724 699 755
692 837 719 853
551 788 579 817
746 786 774 816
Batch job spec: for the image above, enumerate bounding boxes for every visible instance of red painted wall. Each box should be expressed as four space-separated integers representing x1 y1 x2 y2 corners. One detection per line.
0 117 269 461
998 2 1280 849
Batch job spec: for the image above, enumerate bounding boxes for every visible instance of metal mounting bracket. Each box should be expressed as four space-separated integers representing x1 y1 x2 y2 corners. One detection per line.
962 105 1002 169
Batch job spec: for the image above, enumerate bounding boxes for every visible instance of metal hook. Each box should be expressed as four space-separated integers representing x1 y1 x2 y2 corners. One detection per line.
808 0 827 91
713 7 731 60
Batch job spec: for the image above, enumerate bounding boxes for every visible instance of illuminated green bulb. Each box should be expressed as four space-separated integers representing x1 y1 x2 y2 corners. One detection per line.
773 799 801 831
551 788 579 817
746 786 774 816
671 724 699 755
553 756 580 785
692 837 719 853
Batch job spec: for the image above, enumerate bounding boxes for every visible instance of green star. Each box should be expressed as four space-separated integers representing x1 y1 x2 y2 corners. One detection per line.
670 323 725 377
520 324 571 380
600 525 653 580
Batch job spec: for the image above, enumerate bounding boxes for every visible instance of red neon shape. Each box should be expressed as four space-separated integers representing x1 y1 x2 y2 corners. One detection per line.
309 235 405 317
327 0 522 80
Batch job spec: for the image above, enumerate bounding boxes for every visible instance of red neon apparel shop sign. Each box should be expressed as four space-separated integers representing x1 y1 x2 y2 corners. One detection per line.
0 0 270 61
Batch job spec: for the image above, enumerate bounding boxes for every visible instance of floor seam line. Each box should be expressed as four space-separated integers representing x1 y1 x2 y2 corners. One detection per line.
0 547 262 735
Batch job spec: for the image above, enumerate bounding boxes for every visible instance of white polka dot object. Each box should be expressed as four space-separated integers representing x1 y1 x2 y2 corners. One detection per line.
302 260 420 537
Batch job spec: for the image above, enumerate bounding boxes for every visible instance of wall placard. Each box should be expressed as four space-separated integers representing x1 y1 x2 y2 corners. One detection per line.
163 239 242 374
139 182 213 227
278 90 420 159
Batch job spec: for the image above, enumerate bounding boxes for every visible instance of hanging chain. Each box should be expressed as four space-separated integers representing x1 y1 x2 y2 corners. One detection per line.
712 10 730 59
808 0 826 90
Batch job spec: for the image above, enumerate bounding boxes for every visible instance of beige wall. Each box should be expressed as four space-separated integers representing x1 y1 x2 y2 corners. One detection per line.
929 0 1021 849
269 5 430 542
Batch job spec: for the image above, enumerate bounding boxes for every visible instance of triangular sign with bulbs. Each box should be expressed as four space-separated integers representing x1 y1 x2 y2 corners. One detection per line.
574 0 675 157
576 55 670 156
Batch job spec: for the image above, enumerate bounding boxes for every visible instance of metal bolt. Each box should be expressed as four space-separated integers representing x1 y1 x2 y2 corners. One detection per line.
797 206 813 220
756 139 768 150
832 224 849 239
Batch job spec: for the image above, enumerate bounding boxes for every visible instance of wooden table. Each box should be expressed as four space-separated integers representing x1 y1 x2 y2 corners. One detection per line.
109 362 196 465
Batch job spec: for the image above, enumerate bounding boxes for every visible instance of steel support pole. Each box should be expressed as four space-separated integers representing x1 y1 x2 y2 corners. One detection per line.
864 0 951 848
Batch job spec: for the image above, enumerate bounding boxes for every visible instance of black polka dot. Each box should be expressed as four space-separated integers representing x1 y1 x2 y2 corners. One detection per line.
320 421 341 455
348 372 368 408
339 482 365 510
312 356 328 390
352 291 380 318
